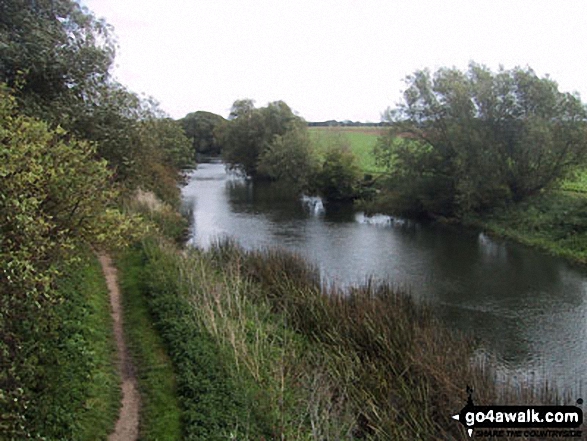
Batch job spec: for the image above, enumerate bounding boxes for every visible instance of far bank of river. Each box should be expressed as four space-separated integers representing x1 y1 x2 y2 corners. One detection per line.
181 160 587 396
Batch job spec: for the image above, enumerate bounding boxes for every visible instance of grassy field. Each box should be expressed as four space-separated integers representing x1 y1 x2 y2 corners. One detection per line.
560 168 587 194
309 126 386 174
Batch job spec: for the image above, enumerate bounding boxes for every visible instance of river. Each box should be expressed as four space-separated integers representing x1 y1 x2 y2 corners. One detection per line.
181 160 587 396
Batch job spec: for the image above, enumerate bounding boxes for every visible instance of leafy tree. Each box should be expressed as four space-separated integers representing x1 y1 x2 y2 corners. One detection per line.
180 111 226 156
376 63 587 216
221 99 307 178
314 140 362 201
140 118 192 169
257 126 318 191
0 0 115 124
1 0 189 206
136 117 193 206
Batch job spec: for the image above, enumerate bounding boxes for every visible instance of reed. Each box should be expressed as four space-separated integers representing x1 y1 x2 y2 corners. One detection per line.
138 237 575 440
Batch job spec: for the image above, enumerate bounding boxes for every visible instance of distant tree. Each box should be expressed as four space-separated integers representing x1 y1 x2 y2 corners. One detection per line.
257 126 318 191
376 63 587 216
221 99 307 178
179 111 226 156
314 140 362 201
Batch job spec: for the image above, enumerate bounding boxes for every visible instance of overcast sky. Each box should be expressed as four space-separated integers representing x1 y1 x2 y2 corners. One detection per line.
81 0 587 122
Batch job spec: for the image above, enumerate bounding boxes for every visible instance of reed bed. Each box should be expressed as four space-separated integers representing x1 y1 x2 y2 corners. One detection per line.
138 237 575 440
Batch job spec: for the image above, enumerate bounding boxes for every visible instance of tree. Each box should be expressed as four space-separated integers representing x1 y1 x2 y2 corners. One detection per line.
257 126 318 191
314 140 362 201
221 99 307 178
136 117 193 206
376 63 587 216
0 0 115 125
179 111 226 156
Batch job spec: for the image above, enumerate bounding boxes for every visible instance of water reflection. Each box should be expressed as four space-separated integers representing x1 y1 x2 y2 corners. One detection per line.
182 161 587 394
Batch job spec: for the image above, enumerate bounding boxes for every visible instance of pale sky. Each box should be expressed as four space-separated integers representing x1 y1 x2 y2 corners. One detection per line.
81 0 587 122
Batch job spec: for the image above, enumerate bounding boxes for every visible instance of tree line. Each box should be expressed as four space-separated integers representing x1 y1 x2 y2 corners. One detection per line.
183 63 587 218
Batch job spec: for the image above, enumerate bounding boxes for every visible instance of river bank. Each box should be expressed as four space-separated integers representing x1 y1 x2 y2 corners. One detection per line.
125 236 496 439
466 190 587 266
116 181 587 440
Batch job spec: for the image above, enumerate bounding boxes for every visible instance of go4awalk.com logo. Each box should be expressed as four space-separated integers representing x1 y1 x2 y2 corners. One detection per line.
452 387 584 438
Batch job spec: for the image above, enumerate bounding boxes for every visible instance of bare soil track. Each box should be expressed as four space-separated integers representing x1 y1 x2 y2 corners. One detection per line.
99 254 140 441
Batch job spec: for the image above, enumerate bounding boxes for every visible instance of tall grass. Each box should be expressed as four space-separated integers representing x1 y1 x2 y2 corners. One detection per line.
135 237 572 440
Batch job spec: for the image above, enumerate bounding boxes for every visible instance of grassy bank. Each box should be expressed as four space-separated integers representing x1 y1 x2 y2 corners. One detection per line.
128 235 572 440
117 249 182 440
470 190 587 265
18 252 120 440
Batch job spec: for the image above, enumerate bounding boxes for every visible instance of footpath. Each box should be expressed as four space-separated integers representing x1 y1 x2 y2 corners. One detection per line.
99 254 140 441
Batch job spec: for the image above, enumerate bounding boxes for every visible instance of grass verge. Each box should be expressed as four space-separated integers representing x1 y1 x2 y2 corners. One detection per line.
24 252 120 440
117 248 182 441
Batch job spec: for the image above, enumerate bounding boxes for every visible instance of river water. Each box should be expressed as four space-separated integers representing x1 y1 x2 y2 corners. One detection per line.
181 160 587 396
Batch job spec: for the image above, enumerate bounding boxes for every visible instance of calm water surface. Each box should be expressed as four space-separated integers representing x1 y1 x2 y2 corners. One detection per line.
182 161 587 395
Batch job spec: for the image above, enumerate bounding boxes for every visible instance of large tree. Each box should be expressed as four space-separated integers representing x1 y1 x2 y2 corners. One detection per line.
0 0 114 123
179 111 226 156
221 99 307 178
376 63 587 216
1 0 192 205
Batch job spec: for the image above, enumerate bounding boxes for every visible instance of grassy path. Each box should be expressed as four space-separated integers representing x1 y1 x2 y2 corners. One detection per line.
99 254 141 441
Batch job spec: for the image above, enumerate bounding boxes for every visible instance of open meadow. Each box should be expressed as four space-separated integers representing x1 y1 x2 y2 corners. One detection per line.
309 126 386 174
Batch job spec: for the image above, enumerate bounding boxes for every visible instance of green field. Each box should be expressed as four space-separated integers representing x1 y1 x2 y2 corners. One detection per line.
309 126 385 174
560 168 587 193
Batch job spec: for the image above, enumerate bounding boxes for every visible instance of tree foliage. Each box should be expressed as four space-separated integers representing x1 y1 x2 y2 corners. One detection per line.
376 63 587 216
257 126 318 191
0 0 115 124
179 110 226 156
314 139 363 201
1 0 190 206
221 100 307 178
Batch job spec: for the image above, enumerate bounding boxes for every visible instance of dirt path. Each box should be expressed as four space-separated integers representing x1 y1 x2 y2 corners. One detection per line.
99 254 140 441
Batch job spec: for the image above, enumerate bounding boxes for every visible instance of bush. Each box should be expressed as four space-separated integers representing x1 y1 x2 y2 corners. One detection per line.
314 143 363 201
